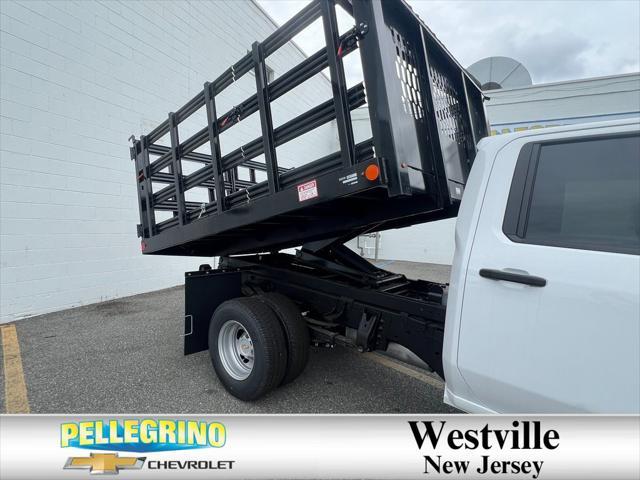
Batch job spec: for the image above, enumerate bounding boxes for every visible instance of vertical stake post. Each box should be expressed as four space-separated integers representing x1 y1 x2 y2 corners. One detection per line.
252 41 279 194
140 136 156 235
204 82 226 213
321 0 356 167
168 112 186 225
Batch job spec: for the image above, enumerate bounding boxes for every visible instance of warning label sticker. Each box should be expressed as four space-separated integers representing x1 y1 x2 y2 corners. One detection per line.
297 179 318 202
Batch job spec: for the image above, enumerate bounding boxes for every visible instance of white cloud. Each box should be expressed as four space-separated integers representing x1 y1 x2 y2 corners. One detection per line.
257 0 640 84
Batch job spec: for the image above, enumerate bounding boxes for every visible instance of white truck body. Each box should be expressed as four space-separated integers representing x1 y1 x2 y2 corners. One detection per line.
443 118 640 413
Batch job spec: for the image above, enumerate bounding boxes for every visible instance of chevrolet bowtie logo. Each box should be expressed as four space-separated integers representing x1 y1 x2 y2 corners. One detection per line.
64 453 146 475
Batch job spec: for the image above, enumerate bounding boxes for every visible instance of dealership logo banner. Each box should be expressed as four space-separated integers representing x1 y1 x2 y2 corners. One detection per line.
0 415 638 479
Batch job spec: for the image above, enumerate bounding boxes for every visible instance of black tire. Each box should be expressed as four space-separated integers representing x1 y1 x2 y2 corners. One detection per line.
258 293 310 385
208 297 287 401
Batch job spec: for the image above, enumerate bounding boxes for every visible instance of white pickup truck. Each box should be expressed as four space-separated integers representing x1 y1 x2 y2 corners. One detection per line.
443 118 640 413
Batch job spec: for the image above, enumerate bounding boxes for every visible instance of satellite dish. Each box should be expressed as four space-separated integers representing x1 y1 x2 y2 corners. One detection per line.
467 56 532 91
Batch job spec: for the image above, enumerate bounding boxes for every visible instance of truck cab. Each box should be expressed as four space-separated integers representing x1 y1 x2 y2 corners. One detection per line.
443 118 640 413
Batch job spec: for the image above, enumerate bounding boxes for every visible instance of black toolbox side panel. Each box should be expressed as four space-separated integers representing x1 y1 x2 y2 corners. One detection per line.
184 270 242 355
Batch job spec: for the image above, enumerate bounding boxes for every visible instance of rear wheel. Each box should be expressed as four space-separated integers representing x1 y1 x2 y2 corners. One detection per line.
258 293 310 385
209 297 287 400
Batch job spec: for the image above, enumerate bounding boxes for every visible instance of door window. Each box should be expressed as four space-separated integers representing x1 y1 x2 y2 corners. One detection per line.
504 133 640 255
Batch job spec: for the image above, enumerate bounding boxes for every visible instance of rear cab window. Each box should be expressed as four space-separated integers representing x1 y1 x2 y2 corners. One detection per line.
503 132 640 255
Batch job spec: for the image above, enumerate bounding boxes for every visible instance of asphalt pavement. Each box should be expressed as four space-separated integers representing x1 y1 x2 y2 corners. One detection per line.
1 260 457 414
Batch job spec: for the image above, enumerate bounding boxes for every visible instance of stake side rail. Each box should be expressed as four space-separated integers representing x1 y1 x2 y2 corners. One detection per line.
130 0 487 257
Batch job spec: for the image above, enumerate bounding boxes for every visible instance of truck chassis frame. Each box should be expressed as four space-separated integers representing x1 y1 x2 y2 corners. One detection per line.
184 242 447 377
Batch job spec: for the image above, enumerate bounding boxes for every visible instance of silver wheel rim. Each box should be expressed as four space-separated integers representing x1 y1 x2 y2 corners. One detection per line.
218 320 254 380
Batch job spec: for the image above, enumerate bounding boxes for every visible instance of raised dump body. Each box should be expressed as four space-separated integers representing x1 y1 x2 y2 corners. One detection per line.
130 0 488 256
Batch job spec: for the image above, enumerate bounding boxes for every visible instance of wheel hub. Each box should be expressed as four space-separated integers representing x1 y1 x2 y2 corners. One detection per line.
218 320 254 380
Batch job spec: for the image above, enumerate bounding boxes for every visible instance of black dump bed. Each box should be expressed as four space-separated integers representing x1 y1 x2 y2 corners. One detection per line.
131 0 488 256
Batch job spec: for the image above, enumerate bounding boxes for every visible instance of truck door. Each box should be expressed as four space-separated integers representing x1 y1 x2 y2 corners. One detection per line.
458 131 640 413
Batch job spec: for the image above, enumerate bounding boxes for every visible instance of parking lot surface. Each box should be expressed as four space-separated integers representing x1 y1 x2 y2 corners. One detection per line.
1 261 457 414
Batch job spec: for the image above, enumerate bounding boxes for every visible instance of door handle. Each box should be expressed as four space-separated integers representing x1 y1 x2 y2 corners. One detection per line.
479 269 546 287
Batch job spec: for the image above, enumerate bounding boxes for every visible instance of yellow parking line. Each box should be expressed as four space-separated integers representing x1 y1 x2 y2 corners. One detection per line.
1 324 30 413
365 352 445 389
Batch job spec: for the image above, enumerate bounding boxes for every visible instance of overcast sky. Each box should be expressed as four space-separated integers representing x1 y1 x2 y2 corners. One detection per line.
257 0 640 85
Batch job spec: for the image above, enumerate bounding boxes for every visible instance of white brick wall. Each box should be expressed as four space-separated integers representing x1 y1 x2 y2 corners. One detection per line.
0 0 337 322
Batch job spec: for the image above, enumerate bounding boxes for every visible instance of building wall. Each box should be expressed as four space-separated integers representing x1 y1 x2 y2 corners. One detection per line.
487 72 640 135
0 0 337 322
372 73 640 266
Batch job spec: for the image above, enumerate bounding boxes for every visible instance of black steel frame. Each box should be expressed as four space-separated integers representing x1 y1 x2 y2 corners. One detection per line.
150 0 493 379
184 244 448 377
131 0 487 257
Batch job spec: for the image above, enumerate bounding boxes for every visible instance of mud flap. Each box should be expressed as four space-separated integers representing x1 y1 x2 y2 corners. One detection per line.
184 270 242 355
